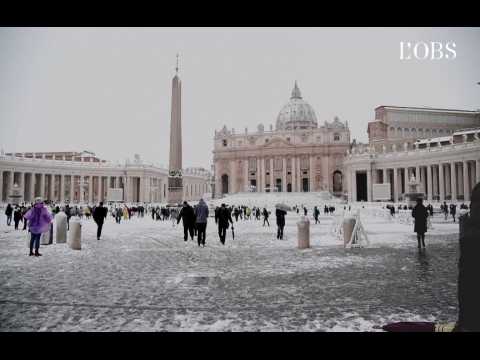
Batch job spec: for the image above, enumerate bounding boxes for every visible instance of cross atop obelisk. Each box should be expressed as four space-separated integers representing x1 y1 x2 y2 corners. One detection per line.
167 54 183 205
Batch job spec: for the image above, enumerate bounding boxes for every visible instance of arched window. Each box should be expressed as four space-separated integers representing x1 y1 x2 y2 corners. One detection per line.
222 139 227 147
333 133 340 141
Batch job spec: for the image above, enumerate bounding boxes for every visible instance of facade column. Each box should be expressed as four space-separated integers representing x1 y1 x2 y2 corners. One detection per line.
282 157 287 193
60 174 65 203
426 164 432 201
139 176 145 202
297 155 302 192
463 161 470 201
270 158 274 192
260 157 265 193
243 159 249 192
366 168 372 202
438 163 444 202
351 170 357 202
309 155 315 192
404 167 409 198
451 162 457 201
230 160 236 194
393 167 398 202
291 157 296 192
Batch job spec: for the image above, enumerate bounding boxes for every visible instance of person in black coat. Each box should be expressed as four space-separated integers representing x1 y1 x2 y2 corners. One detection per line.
412 197 429 249
313 206 320 224
92 202 108 240
276 208 287 240
450 203 457 222
5 203 13 226
262 208 270 227
177 201 196 241
215 203 233 245
13 206 23 230
454 182 480 331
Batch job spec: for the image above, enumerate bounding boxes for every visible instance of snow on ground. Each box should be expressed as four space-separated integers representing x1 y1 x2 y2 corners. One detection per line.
0 196 460 331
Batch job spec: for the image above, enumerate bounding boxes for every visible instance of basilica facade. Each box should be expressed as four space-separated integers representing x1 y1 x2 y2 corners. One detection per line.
213 82 351 196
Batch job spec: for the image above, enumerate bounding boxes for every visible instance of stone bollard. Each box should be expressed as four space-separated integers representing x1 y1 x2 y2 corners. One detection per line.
458 209 469 240
41 223 53 245
297 216 310 249
55 211 68 244
68 217 82 250
343 216 356 247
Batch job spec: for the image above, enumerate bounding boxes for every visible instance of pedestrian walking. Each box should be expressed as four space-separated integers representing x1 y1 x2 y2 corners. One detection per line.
215 203 233 245
13 206 23 230
412 197 429 249
93 202 108 240
23 197 53 257
262 208 270 227
276 207 287 240
194 198 209 247
5 203 13 226
177 201 195 241
450 204 457 222
314 206 320 224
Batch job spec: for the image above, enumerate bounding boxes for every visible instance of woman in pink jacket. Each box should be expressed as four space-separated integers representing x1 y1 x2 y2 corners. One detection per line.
24 197 53 257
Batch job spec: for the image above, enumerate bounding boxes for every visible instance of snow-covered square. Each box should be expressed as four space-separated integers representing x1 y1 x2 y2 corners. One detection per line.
0 194 460 331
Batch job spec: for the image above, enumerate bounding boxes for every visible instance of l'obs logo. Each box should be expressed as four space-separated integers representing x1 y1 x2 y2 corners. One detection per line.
400 41 457 60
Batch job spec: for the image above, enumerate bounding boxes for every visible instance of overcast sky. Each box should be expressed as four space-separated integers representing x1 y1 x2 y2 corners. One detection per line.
1 27 479 169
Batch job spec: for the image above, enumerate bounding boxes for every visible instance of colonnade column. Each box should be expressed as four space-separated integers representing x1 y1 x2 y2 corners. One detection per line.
29 173 35 202
60 174 65 203
49 175 55 202
463 161 470 201
69 175 74 202
476 159 480 185
282 157 287 193
439 164 445 202
98 176 103 202
382 168 387 184
426 165 432 201
296 156 301 192
404 167 409 197
19 172 25 202
87 175 93 203
39 173 45 199
0 170 3 202
450 162 457 201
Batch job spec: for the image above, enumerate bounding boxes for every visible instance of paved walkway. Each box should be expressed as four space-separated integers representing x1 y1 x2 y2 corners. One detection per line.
0 214 459 331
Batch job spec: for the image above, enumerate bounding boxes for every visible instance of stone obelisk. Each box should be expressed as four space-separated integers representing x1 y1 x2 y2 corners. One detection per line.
167 54 183 205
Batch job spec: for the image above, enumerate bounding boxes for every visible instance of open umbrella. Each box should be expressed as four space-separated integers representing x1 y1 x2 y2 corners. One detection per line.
275 203 292 212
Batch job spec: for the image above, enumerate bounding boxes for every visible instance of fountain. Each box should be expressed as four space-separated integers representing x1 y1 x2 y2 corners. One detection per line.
8 183 23 205
404 174 424 206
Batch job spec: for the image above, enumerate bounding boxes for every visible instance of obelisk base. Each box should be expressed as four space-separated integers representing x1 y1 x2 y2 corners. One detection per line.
167 176 183 205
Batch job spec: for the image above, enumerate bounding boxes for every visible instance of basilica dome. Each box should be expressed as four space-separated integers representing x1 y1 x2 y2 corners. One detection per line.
276 81 318 131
